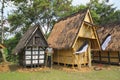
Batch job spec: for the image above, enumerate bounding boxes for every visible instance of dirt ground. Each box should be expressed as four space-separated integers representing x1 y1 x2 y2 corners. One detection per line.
0 62 119 73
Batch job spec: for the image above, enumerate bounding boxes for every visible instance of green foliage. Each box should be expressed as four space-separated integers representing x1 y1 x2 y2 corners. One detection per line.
3 48 8 57
110 10 120 22
8 0 73 35
4 33 21 63
6 54 19 63
87 0 116 25
5 33 21 54
70 5 87 14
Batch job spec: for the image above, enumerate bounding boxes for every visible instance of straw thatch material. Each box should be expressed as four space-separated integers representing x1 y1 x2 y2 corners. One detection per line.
0 44 5 49
97 22 120 51
48 9 87 49
13 24 48 54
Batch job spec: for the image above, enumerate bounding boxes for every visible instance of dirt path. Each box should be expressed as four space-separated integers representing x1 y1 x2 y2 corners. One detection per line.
0 62 119 72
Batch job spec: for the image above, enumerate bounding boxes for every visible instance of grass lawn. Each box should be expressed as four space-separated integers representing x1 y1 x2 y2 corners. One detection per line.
0 65 120 80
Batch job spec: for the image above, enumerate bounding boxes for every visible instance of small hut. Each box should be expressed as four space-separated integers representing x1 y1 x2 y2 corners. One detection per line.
48 9 100 68
13 24 48 67
0 44 5 49
0 44 6 61
92 22 120 65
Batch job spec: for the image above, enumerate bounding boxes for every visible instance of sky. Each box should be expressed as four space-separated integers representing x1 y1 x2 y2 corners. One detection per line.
72 0 120 10
0 0 120 17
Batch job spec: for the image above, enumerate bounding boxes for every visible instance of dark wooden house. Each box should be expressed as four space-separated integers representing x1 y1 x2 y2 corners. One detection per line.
92 22 120 65
13 24 48 67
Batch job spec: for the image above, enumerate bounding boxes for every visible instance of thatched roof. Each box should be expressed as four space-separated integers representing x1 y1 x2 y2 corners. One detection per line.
13 24 48 54
97 22 120 51
0 44 5 49
48 9 88 49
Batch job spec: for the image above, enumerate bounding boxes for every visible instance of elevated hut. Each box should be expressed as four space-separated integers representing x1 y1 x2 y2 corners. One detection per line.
48 9 100 68
13 24 48 67
92 22 120 65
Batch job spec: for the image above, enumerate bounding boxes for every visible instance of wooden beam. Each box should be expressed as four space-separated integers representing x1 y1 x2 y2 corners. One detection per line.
58 50 60 65
91 50 94 61
118 51 120 65
31 47 33 68
38 47 40 66
88 42 92 67
84 21 101 28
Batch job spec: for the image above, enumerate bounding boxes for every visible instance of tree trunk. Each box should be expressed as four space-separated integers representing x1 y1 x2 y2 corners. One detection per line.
1 0 5 44
1 0 7 63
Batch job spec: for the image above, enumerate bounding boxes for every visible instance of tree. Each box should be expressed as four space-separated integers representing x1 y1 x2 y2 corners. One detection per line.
0 0 10 62
87 0 116 25
8 0 73 36
111 10 120 23
1 0 5 44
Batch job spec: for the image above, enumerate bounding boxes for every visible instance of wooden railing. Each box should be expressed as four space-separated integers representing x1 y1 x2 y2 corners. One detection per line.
92 50 120 65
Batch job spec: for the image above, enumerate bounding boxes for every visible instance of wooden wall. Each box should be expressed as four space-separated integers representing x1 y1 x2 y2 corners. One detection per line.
19 47 45 67
53 38 89 66
53 49 74 65
92 50 120 65
53 49 89 66
73 38 89 65
79 24 95 39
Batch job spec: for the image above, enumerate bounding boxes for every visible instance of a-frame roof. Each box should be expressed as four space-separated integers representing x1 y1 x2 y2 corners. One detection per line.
13 24 48 54
97 22 120 51
48 9 92 49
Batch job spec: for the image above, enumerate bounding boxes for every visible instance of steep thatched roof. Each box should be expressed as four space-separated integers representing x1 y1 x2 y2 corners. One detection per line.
97 22 120 51
48 9 88 49
13 24 48 54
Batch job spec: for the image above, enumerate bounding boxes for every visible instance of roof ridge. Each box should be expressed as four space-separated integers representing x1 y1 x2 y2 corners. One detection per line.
56 8 88 23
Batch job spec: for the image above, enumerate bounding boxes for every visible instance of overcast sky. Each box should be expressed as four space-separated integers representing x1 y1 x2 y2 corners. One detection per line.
0 0 120 17
72 0 120 10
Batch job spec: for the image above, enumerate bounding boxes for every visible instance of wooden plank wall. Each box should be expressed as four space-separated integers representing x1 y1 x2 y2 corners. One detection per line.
92 51 120 65
53 49 74 65
53 49 89 67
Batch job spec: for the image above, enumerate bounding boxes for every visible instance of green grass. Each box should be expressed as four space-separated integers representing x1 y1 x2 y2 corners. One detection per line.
0 68 120 80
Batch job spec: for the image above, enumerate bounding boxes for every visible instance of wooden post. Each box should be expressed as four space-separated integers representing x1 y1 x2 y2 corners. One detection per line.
79 54 82 69
77 54 81 69
45 53 48 67
92 50 94 62
118 51 120 65
64 52 66 67
31 47 33 68
24 49 26 67
38 47 40 67
108 51 110 65
58 50 60 65
99 51 101 63
88 44 92 67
